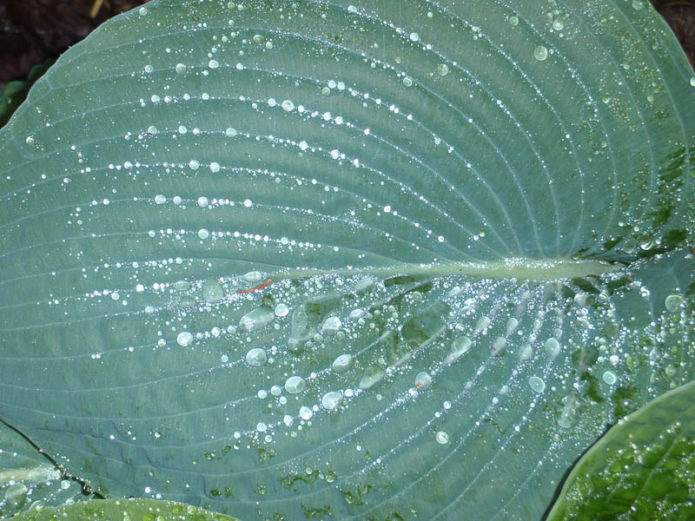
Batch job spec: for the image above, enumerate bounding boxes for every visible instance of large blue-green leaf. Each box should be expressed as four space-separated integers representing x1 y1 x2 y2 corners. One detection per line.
0 1 693 520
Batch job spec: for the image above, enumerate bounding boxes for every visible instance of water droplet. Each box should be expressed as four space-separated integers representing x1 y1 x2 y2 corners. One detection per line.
256 422 267 432
445 336 472 364
332 354 353 373
552 19 564 31
239 307 275 332
245 348 267 367
189 160 200 170
321 316 342 335
506 317 519 335
544 337 561 359
225 127 238 137
528 376 545 393
437 64 449 76
154 194 166 205
359 365 384 389
518 344 533 361
402 76 413 87
281 99 295 111
175 63 186 74
242 271 263 282
414 372 432 390
202 279 224 302
509 16 519 26
299 406 313 420
198 228 210 240
210 162 220 173
197 196 209 208
321 391 343 410
176 331 193 347
285 376 306 394
349 308 365 320
435 431 449 444
491 336 507 355
602 370 617 385
534 45 548 61
208 59 219 69
690 77 695 87
409 32 419 42
664 294 684 313
274 303 289 317
25 136 35 145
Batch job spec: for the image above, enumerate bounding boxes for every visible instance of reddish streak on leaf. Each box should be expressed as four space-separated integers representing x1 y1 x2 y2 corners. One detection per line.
237 279 272 294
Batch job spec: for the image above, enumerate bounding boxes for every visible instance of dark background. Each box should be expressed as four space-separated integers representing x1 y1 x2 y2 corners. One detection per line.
0 0 693 88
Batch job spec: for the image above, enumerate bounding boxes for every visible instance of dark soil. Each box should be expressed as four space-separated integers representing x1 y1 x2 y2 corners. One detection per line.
0 0 693 88
0 0 148 86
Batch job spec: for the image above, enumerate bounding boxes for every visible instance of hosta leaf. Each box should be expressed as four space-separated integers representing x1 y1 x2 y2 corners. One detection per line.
7 498 237 521
0 422 89 518
0 1 693 520
546 380 695 521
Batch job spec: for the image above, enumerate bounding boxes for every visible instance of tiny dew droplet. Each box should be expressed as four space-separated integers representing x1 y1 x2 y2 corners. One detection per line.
175 63 186 74
402 76 413 87
435 431 449 444
225 127 238 137
437 64 449 76
534 45 548 61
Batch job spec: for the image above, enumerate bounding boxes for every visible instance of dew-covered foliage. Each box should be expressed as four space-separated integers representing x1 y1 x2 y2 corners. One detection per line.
0 0 693 520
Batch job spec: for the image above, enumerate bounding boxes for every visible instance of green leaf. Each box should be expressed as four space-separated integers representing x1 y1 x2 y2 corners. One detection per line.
546 380 695 521
0 421 90 519
0 61 54 129
0 0 693 520
7 498 238 521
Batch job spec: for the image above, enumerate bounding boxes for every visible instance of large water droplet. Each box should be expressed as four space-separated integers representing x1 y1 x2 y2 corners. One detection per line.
544 337 561 359
321 316 342 335
445 336 471 364
359 365 385 390
414 372 432 390
534 45 548 61
332 354 353 373
401 301 451 348
245 348 267 367
285 376 306 394
435 431 449 444
176 331 193 347
664 294 684 313
202 279 224 303
321 391 343 410
528 376 545 393
239 307 274 332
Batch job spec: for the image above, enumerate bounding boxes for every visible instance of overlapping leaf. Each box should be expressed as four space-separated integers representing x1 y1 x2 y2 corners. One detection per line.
0 1 693 520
